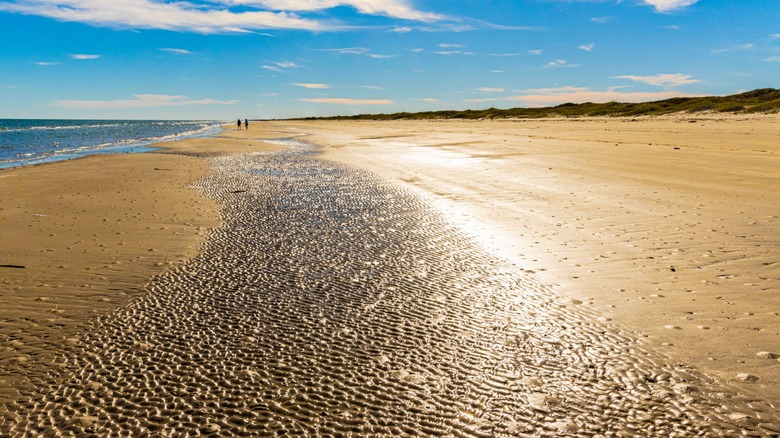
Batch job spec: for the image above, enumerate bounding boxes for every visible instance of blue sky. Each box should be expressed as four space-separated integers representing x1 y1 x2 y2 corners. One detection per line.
0 0 778 119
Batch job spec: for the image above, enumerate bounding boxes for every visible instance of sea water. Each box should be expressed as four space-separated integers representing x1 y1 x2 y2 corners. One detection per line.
0 119 223 169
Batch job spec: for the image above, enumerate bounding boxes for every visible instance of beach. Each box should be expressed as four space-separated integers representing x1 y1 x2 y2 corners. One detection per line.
285 115 780 401
1 117 779 434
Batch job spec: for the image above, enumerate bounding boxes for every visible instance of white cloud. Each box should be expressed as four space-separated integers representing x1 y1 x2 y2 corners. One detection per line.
765 57 780 62
545 59 577 68
301 97 392 105
591 16 611 24
0 0 329 33
771 34 780 40
227 0 442 21
614 73 700 87
368 53 397 59
262 60 299 72
488 53 519 57
389 26 413 33
476 87 504 93
319 47 370 55
439 43 464 48
52 94 238 110
712 43 755 54
528 49 543 55
36 61 59 66
578 43 594 52
643 0 699 13
71 54 100 60
434 51 473 56
420 98 439 103
275 61 298 68
293 83 330 89
160 48 193 55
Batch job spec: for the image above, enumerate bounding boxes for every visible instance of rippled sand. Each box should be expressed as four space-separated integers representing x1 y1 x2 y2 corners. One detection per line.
3 140 778 436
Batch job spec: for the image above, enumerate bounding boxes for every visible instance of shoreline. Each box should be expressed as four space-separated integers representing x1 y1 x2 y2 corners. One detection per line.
0 124 283 411
271 115 780 406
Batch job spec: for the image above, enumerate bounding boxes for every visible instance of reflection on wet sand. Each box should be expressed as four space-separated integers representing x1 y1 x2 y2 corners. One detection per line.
4 140 778 436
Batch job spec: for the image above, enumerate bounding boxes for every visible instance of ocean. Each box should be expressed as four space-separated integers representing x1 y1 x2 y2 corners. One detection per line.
0 119 223 169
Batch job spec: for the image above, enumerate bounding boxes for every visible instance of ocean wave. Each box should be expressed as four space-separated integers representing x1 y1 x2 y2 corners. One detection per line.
0 120 223 169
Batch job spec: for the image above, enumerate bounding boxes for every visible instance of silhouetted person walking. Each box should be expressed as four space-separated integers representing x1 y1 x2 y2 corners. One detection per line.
237 119 242 130
245 119 249 130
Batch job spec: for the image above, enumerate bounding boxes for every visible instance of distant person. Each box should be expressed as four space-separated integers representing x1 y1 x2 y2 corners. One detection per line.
245 119 249 130
237 118 242 130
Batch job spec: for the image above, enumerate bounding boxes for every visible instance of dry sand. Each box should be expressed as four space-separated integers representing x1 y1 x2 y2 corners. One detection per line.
0 125 281 410
272 115 780 404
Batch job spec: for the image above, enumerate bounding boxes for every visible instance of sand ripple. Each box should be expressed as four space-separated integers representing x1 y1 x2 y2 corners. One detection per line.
3 140 778 436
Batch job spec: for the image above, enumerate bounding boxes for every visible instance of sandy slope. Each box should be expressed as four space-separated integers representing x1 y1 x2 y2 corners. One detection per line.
272 115 780 404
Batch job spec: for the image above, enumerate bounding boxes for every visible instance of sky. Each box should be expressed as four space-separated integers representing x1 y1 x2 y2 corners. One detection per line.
0 0 778 120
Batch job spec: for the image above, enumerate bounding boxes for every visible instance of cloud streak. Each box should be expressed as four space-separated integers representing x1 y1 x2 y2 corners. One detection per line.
293 83 330 89
301 97 392 105
224 0 442 21
0 0 442 34
70 54 101 60
643 0 699 13
52 94 238 110
614 73 700 88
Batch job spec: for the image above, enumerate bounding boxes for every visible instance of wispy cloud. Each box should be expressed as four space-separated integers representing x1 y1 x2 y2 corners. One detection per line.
261 60 299 72
476 87 504 93
368 53 397 59
439 43 464 48
301 97 392 105
229 0 443 22
578 43 594 52
765 57 780 62
614 73 700 87
434 50 474 56
420 98 439 103
160 48 193 55
488 53 519 57
70 54 100 60
318 47 370 55
643 0 699 13
293 83 330 89
52 94 238 110
0 0 326 33
545 59 577 68
771 34 780 40
712 43 754 54
36 61 59 66
0 0 443 34
316 46 395 59
528 49 543 55
591 16 611 24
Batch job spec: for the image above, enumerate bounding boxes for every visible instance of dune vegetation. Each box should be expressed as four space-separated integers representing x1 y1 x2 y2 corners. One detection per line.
301 88 780 121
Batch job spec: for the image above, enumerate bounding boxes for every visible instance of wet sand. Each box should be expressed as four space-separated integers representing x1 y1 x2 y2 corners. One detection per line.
0 126 279 414
1 118 779 434
277 115 780 406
